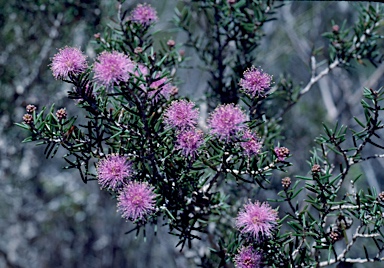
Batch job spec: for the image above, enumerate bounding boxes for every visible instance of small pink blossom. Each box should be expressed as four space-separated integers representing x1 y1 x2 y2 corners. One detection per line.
96 154 133 190
148 76 174 101
240 130 262 156
51 46 87 79
274 146 290 161
130 3 158 26
239 66 272 97
164 100 199 130
93 51 134 88
235 200 278 240
234 246 261 268
117 181 157 221
176 129 203 157
208 104 247 140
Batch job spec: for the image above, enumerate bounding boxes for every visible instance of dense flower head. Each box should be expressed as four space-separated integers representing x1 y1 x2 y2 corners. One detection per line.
240 130 262 156
176 129 204 157
130 3 158 26
164 100 199 129
236 200 278 240
96 154 133 190
274 146 290 161
239 66 272 98
148 76 174 101
208 104 247 140
234 246 261 268
93 51 134 88
51 46 87 79
117 181 157 221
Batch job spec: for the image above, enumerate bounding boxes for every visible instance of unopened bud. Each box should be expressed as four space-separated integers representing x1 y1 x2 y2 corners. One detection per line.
332 25 340 33
26 104 36 113
134 47 143 54
167 39 175 47
378 191 384 202
329 231 341 243
311 164 321 174
56 108 67 120
23 114 33 124
281 177 291 188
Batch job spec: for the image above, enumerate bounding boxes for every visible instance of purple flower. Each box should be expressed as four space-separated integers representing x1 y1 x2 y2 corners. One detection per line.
239 66 272 97
176 129 204 157
235 200 278 240
208 104 247 140
93 51 134 88
51 46 87 79
117 181 157 221
240 130 262 156
130 3 158 26
163 100 199 130
148 76 174 101
234 246 261 268
96 154 133 190
274 146 290 161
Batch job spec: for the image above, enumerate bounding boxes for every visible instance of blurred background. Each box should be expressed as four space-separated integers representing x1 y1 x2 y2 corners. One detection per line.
1 1 383 267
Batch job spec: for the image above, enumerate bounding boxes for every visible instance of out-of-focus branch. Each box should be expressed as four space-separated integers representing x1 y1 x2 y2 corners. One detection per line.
14 13 63 95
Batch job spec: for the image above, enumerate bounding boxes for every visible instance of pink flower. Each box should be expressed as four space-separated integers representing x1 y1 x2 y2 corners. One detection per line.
93 51 134 88
148 76 174 101
239 66 272 97
117 181 157 221
96 154 133 190
176 129 203 157
164 100 199 129
208 104 247 140
234 246 261 268
240 130 262 156
274 146 290 161
130 3 158 26
235 200 278 240
51 46 87 79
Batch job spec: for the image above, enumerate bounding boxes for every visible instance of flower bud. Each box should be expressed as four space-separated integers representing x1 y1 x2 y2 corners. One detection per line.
26 104 36 114
23 114 33 124
56 108 67 120
281 177 291 188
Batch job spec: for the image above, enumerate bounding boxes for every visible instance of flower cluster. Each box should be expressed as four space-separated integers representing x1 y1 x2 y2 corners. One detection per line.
51 47 87 79
235 200 278 240
234 246 261 268
117 181 157 221
93 51 134 89
130 3 158 26
240 130 262 156
208 104 247 140
239 66 272 98
175 129 204 157
163 100 199 130
96 154 133 190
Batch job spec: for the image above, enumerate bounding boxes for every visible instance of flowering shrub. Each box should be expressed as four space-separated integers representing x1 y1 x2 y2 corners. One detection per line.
16 1 384 267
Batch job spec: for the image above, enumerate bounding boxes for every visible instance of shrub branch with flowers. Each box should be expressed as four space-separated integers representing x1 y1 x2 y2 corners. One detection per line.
16 1 384 267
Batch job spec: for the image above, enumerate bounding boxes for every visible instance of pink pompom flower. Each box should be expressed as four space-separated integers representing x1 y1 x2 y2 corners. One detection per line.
239 66 272 98
93 51 134 88
130 3 158 26
51 46 87 79
176 129 204 157
240 130 262 156
163 100 199 130
234 246 262 268
208 104 247 140
235 200 278 240
96 154 133 190
148 76 174 102
117 181 157 221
